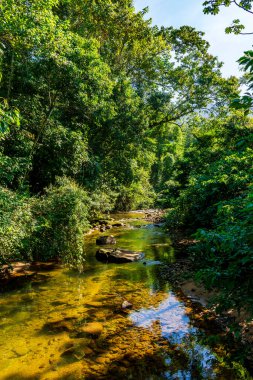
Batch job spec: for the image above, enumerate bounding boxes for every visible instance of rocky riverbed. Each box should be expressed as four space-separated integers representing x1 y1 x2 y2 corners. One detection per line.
0 211 251 379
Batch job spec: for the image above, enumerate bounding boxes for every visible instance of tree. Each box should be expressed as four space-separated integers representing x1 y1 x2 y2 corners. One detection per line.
203 0 253 34
203 0 253 110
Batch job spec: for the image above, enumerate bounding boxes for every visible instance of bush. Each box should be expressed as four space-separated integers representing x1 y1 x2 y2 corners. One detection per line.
190 187 253 312
31 177 90 268
115 181 155 211
88 184 117 220
0 187 34 266
166 150 253 230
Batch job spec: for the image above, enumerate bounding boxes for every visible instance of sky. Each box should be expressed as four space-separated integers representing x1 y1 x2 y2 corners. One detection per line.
134 0 253 78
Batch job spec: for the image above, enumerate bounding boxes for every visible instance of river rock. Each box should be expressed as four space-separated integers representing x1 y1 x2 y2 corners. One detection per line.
13 340 29 357
96 248 144 263
122 300 133 309
96 236 116 245
112 222 125 227
43 319 73 333
98 220 110 225
80 322 103 336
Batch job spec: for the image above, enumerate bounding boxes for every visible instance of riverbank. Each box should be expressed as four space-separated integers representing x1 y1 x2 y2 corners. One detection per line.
0 209 165 289
160 231 253 370
0 262 61 292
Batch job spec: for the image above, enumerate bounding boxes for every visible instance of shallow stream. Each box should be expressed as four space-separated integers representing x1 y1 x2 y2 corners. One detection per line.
0 212 251 379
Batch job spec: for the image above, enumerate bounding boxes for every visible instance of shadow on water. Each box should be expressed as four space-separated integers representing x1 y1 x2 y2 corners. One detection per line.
0 214 251 379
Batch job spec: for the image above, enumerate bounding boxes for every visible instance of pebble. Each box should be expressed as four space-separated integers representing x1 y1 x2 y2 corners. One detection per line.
122 300 133 309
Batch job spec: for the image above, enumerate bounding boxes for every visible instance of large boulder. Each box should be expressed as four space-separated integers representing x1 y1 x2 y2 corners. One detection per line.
96 235 116 245
96 248 144 263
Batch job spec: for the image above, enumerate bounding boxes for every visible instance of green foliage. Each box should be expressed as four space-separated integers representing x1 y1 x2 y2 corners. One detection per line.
88 184 117 220
115 174 155 211
203 1 253 17
0 178 90 268
0 0 234 195
191 187 253 312
165 109 253 312
166 149 253 228
31 125 88 191
0 0 250 295
232 51 253 111
0 100 20 137
0 101 32 189
0 187 34 265
195 0 253 314
31 177 90 267
203 0 253 111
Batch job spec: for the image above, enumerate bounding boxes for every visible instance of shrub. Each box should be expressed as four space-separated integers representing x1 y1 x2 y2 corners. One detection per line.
0 187 34 266
190 187 253 312
166 150 253 230
115 182 155 211
114 167 155 211
88 184 117 220
31 177 90 268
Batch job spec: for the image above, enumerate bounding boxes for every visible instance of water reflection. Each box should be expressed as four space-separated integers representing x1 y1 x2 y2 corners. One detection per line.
0 214 250 379
131 293 217 379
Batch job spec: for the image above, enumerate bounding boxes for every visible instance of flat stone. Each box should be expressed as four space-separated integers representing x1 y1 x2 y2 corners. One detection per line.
80 322 103 336
96 248 144 263
13 345 29 357
43 319 73 332
82 347 94 356
95 356 108 364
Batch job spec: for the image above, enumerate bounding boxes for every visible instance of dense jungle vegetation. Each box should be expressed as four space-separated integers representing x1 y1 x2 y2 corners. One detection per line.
0 0 252 314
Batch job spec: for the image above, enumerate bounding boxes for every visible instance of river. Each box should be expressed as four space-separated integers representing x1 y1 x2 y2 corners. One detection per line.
0 212 251 379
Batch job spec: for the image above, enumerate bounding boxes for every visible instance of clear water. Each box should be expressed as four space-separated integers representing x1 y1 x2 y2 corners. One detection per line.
0 213 250 379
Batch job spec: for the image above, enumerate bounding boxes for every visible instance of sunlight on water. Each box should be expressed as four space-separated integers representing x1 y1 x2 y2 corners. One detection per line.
131 293 217 379
0 213 249 379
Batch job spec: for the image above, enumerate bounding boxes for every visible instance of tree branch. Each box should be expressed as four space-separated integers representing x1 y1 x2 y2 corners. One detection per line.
150 108 194 128
233 0 253 15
